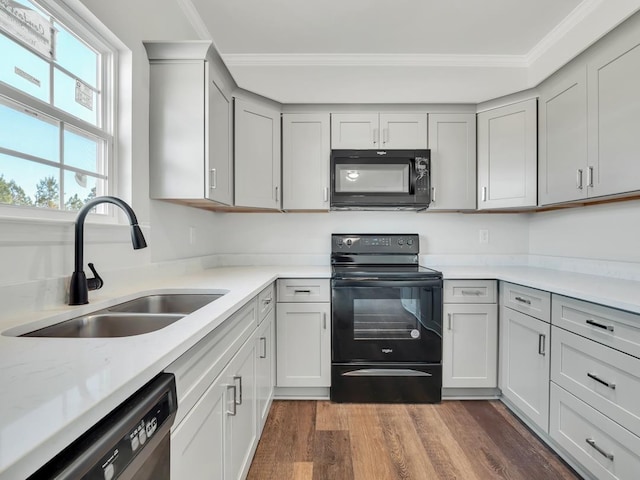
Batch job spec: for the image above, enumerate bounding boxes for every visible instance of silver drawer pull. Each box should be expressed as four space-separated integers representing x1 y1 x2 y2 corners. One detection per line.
514 296 532 305
538 334 546 356
587 372 616 390
226 385 237 416
259 337 267 358
586 319 614 332
461 290 483 296
294 289 311 294
262 297 272 305
343 369 432 377
233 375 242 405
586 438 614 461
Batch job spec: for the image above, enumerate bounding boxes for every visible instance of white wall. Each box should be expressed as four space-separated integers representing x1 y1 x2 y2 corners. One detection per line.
529 199 640 263
210 211 530 259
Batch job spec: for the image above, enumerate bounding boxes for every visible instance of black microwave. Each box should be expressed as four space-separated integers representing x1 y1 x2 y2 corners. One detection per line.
330 149 431 210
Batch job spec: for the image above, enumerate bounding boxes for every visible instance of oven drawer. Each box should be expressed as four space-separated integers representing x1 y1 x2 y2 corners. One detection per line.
552 294 640 359
444 280 496 303
501 282 551 322
277 278 330 303
331 363 442 403
551 326 640 438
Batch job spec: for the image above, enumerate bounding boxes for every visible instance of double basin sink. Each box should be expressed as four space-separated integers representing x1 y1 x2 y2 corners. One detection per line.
20 292 227 338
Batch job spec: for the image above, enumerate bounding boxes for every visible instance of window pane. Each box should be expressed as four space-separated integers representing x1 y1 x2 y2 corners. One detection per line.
54 22 98 89
0 101 59 162
0 153 60 208
63 170 102 211
53 68 98 125
0 33 50 103
64 127 103 173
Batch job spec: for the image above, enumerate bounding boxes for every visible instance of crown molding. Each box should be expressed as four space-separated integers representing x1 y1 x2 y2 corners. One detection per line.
222 53 528 68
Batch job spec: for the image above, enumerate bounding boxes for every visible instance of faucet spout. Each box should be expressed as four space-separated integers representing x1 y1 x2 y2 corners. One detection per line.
69 196 147 305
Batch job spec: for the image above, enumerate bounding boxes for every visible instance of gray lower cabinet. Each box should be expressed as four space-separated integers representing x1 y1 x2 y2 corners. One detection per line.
167 282 276 480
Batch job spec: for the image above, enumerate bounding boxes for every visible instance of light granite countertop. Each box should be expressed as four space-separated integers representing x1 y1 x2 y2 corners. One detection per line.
1 263 640 479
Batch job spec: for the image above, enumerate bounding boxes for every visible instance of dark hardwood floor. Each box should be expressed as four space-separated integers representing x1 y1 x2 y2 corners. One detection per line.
247 400 581 480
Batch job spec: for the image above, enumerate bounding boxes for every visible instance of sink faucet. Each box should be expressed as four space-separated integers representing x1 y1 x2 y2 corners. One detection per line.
69 196 147 305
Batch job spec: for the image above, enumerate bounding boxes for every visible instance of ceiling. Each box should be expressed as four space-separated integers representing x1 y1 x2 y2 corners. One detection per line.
181 0 640 104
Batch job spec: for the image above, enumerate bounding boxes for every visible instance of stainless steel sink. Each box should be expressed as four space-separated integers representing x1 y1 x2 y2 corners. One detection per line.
18 292 227 338
20 313 183 338
106 293 225 315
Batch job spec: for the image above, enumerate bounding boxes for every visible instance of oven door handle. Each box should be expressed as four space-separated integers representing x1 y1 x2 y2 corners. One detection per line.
332 278 442 288
342 368 433 377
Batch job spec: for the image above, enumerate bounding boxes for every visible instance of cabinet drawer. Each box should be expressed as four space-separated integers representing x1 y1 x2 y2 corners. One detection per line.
257 283 275 324
552 294 640 359
166 298 257 426
551 326 640 438
500 282 550 322
550 383 640 480
444 280 496 303
277 278 330 303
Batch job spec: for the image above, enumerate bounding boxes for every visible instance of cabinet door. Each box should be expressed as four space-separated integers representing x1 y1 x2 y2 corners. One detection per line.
171 377 226 480
282 113 330 210
443 304 498 388
256 308 275 434
500 306 550 433
331 113 379 149
207 74 233 205
538 65 588 205
234 98 281 209
149 60 206 199
428 114 476 210
224 335 258 480
277 302 331 387
587 30 640 198
477 99 537 209
379 113 427 149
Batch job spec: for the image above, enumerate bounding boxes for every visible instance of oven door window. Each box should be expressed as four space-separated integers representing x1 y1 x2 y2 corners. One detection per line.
335 163 409 193
332 283 442 363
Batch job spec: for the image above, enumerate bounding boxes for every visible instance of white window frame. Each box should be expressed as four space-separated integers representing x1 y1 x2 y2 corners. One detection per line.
0 0 118 223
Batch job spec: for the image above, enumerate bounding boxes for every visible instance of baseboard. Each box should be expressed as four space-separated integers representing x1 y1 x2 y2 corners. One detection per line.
442 387 501 399
274 386 330 400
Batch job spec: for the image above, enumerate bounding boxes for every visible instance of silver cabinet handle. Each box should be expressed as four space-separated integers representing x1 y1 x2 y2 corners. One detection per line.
447 313 452 330
373 128 378 145
262 297 272 305
538 334 546 356
482 186 487 202
210 168 217 189
226 385 237 416
382 128 388 145
275 185 279 201
323 312 327 330
233 375 242 405
431 186 436 204
586 319 614 332
259 337 267 358
294 289 311 294
461 290 482 296
586 438 614 461
577 169 583 189
323 187 329 202
587 166 594 188
587 372 616 390
514 296 532 305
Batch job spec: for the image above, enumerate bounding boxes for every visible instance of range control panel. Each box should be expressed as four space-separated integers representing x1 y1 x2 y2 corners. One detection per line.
331 234 420 254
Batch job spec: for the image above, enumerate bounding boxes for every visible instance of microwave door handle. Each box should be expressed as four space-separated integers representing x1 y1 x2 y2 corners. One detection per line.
409 159 417 195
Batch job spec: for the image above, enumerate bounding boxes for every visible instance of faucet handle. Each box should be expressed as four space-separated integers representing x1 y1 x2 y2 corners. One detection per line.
87 263 104 291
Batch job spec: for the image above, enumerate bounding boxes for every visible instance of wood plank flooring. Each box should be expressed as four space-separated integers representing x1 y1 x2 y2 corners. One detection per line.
247 400 581 480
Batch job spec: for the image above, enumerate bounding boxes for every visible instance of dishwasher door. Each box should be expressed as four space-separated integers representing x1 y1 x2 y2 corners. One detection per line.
28 373 177 480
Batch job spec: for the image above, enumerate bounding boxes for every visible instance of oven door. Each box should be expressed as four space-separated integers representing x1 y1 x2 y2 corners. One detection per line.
331 278 442 363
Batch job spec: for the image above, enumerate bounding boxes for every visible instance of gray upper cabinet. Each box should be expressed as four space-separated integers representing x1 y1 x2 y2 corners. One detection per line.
146 42 233 206
587 25 640 199
477 99 537 210
234 98 281 209
282 113 331 210
538 64 588 205
427 113 476 210
331 113 427 149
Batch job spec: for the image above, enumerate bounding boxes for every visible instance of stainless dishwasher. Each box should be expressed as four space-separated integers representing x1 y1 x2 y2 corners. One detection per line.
28 373 177 480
